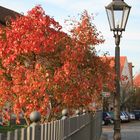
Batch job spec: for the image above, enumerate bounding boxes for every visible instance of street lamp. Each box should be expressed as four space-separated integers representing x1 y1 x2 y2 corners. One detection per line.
105 0 131 140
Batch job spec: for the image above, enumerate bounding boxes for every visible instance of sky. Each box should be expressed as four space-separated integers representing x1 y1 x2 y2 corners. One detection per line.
0 0 139 75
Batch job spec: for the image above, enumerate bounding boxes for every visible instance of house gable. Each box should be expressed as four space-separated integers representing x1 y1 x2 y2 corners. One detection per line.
104 56 133 89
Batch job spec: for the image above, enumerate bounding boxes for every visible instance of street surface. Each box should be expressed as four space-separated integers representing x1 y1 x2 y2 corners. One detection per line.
102 121 140 140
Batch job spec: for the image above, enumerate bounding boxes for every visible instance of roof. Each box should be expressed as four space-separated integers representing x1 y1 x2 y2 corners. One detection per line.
134 73 140 87
0 6 20 26
104 56 127 74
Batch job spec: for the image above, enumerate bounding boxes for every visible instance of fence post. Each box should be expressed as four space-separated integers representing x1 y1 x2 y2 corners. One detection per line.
82 109 86 115
75 109 80 117
61 109 68 120
29 111 41 140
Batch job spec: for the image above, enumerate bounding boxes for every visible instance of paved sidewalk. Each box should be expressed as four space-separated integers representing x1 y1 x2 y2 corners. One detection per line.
102 121 140 140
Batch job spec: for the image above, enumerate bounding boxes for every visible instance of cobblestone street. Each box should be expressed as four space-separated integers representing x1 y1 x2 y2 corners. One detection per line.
102 121 140 140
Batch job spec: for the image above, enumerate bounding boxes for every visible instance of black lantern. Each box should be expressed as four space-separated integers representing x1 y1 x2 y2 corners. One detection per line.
105 0 131 32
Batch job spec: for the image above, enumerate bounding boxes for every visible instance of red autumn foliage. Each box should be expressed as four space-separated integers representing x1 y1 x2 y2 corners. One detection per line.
0 6 115 125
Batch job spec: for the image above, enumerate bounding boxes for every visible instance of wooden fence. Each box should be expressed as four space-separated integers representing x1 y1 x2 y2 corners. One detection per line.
0 111 102 140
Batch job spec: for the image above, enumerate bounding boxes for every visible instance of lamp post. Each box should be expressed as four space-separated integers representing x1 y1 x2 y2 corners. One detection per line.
105 0 131 140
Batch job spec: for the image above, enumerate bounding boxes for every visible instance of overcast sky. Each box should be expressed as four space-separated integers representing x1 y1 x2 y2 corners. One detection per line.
0 0 139 75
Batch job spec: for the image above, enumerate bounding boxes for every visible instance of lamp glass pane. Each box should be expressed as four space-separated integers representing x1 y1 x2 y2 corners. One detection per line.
114 10 123 29
122 7 129 29
106 9 114 30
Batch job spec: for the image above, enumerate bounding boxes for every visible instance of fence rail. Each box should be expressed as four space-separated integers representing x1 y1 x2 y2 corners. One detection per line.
0 111 102 140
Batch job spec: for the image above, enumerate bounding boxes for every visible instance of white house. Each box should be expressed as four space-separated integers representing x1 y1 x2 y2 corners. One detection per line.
103 56 133 111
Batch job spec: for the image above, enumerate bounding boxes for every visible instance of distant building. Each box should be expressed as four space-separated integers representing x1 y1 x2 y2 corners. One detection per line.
103 56 133 111
0 6 20 26
104 56 133 90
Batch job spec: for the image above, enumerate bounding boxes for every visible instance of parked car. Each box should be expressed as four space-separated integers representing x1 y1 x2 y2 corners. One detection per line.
132 110 140 120
108 111 114 122
108 111 130 122
102 112 113 125
122 111 130 122
129 112 135 120
120 112 129 122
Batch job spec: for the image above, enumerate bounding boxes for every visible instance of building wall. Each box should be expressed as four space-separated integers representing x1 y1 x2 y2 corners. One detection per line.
121 58 133 89
106 56 133 111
